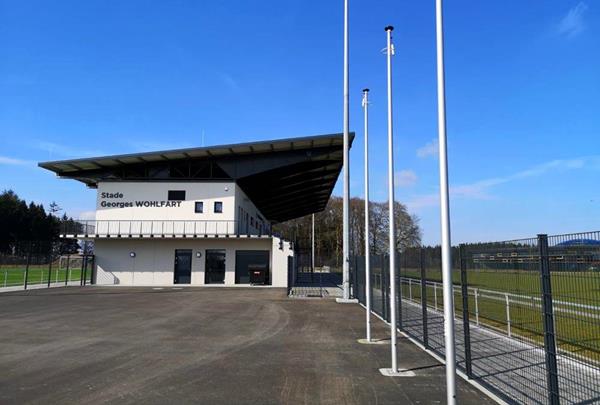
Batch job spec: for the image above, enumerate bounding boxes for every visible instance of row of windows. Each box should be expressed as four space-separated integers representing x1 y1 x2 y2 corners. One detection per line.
195 201 222 214
167 190 223 214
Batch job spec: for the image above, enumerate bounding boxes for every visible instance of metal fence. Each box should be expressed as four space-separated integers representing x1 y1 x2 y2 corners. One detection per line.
0 241 95 291
351 231 600 405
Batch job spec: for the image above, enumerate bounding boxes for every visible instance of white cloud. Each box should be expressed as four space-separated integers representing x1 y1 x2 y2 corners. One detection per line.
558 2 588 38
0 156 31 165
416 139 438 158
35 141 103 159
218 72 240 91
405 155 600 210
395 170 418 187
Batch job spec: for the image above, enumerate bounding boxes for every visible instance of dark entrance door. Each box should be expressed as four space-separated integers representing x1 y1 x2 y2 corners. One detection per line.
205 250 226 284
235 250 270 284
174 249 192 284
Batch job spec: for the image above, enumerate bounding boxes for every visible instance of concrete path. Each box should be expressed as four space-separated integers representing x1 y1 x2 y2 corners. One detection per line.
0 287 492 404
398 297 600 405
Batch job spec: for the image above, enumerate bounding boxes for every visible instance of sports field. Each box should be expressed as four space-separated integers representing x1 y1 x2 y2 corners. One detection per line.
367 266 600 366
0 264 92 288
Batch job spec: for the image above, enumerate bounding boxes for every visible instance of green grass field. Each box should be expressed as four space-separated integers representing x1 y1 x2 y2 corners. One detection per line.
367 266 600 365
0 264 92 288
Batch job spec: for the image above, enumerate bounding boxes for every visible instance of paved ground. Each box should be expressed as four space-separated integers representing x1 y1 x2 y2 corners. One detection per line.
398 297 600 405
0 287 493 404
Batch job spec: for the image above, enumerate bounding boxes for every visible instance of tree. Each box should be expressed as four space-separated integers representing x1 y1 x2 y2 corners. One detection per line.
272 196 421 269
0 190 77 254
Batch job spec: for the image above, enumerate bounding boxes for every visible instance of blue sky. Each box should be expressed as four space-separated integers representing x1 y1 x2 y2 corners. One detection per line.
0 0 598 245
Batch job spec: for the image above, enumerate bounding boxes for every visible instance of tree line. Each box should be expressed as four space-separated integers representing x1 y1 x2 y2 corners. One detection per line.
273 196 421 269
0 190 79 255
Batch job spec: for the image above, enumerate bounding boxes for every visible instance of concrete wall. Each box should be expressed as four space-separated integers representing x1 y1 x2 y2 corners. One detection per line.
94 237 291 287
271 237 293 287
234 185 270 235
96 181 237 221
94 182 269 235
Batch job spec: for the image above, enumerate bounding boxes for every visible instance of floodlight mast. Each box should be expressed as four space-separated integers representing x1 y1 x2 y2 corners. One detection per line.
435 0 457 403
385 25 398 372
342 0 351 300
362 88 371 342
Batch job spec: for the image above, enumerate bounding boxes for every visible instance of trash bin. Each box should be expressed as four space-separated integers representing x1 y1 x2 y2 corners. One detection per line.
248 264 267 285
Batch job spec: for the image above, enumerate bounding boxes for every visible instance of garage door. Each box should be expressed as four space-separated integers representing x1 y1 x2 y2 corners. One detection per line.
235 250 270 284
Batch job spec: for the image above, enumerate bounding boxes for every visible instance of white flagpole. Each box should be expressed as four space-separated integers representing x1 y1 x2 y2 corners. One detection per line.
435 0 457 402
385 25 398 372
312 214 315 273
362 88 371 342
342 0 351 300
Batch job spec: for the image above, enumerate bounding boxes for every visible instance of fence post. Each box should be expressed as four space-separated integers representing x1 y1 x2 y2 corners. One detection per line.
397 251 402 330
90 256 95 285
383 254 389 322
47 252 52 288
64 254 70 286
81 255 87 286
474 288 479 326
420 248 429 348
538 234 560 405
505 293 511 338
24 242 32 290
459 244 473 379
434 283 438 311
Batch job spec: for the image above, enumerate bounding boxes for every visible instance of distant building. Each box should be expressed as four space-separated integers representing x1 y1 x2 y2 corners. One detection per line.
39 133 351 287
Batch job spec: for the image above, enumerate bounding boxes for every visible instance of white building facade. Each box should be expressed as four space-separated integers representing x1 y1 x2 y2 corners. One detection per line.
39 133 350 288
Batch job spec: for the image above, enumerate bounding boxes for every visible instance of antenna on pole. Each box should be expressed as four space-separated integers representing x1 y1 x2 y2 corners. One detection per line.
385 25 398 374
378 25 414 378
363 88 372 342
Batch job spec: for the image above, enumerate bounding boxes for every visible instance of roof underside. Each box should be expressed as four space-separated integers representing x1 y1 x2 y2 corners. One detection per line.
39 133 354 223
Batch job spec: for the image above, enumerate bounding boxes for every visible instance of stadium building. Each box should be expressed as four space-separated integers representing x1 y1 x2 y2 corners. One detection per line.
38 133 351 288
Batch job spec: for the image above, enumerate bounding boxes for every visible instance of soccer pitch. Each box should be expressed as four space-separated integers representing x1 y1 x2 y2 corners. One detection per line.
371 266 600 365
0 264 91 288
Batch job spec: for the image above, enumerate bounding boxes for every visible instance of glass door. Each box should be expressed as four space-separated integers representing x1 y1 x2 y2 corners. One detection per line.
174 249 192 284
205 250 226 284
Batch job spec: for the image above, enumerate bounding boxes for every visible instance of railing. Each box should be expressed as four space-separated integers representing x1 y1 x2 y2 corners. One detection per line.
60 220 272 238
351 231 600 405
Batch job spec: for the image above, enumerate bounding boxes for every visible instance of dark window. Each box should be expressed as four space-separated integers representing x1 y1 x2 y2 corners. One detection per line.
168 190 186 201
214 201 223 213
194 201 203 213
251 217 254 226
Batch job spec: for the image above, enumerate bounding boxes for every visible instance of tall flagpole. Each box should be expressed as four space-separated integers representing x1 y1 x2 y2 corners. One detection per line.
385 25 398 372
362 88 371 342
435 0 457 403
312 214 315 273
342 0 351 300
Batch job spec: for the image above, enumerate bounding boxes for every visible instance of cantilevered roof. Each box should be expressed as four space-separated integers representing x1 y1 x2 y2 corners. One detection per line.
39 133 354 222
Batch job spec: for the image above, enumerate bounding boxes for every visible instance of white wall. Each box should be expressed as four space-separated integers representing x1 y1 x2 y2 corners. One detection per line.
234 185 270 235
96 181 236 221
94 182 270 236
94 237 291 288
271 236 294 287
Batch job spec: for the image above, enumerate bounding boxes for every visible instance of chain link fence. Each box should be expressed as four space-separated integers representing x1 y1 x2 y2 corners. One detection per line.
351 231 600 405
